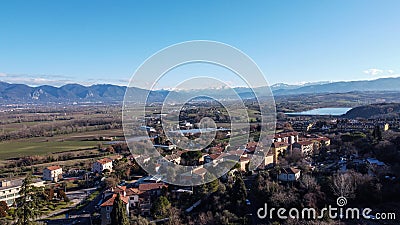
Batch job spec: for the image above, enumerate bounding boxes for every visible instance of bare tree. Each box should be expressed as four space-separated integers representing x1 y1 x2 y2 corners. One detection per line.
300 174 319 192
331 173 356 198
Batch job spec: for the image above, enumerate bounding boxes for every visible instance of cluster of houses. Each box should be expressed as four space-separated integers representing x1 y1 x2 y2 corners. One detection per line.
129 130 331 184
0 155 122 208
336 120 390 131
271 131 330 161
284 117 393 133
99 182 167 225
41 156 117 183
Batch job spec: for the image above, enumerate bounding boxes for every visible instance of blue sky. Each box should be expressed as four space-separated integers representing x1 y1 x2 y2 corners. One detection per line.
1 0 399 88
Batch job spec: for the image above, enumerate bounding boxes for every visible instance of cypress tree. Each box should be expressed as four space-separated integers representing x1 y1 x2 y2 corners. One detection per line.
110 194 129 225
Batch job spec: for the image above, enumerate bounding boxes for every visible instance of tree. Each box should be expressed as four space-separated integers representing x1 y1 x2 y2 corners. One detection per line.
130 215 150 225
113 159 130 180
110 194 129 225
151 196 171 219
230 176 247 214
45 188 54 201
300 174 319 192
0 201 9 217
372 125 383 141
15 173 43 225
104 177 117 189
331 173 356 198
167 207 182 225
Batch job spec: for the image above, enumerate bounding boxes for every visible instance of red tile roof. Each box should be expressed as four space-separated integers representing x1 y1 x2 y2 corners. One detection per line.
46 165 61 171
126 188 142 196
296 141 313 146
100 194 129 207
274 131 298 138
138 183 167 192
209 154 220 160
246 141 258 152
316 137 330 141
97 158 113 165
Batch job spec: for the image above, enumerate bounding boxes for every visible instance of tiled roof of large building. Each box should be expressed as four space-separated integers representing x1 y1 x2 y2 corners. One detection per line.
138 183 167 192
296 141 313 146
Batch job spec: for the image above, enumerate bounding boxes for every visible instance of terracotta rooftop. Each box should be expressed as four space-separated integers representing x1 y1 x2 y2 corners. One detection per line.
316 137 330 141
208 154 220 160
100 194 129 207
274 131 298 138
246 141 258 152
46 165 61 171
126 188 142 196
97 158 113 165
138 183 167 192
296 141 314 146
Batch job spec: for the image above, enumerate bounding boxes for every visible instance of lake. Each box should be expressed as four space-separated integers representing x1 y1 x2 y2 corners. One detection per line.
285 107 352 116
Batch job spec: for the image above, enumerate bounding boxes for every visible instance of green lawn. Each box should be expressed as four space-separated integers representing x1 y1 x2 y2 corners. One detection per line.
0 140 101 160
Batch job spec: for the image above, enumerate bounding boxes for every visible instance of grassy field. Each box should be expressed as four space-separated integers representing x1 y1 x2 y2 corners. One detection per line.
0 140 101 160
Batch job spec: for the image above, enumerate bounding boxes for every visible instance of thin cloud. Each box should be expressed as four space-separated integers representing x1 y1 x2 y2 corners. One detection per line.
0 73 77 86
362 69 399 80
0 72 131 87
363 68 384 76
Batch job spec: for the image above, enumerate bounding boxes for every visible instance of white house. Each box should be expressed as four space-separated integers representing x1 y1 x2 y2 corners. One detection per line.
92 158 113 174
43 166 63 182
278 167 301 182
0 179 45 206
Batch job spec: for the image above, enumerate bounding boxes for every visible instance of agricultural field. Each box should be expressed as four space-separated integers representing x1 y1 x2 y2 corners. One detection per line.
0 140 100 160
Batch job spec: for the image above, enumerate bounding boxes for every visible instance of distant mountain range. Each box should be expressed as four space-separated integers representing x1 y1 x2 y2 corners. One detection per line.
1 77 400 104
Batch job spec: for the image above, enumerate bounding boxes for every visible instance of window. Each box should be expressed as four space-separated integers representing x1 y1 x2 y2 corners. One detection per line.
106 206 111 211
106 213 110 219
